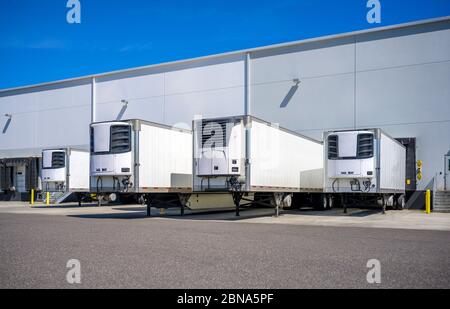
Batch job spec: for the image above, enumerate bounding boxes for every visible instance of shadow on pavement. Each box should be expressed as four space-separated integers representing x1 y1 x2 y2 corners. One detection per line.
66 207 278 221
31 204 98 209
289 208 380 217
64 205 381 221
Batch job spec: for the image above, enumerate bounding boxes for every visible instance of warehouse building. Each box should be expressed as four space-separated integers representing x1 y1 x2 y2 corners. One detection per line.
1 16 449 207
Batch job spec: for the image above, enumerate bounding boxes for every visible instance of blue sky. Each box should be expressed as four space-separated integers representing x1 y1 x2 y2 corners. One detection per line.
0 0 449 90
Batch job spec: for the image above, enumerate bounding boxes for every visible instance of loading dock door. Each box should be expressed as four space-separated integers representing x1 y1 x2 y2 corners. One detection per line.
445 155 450 191
0 165 13 191
15 165 26 192
396 138 417 192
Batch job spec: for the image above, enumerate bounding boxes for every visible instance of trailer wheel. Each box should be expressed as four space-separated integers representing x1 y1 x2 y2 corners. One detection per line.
327 196 334 210
379 195 388 214
314 195 328 211
97 195 104 207
282 194 293 209
397 195 406 210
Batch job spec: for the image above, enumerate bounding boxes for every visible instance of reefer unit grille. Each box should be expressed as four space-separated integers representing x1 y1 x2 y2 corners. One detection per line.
110 125 131 153
201 120 229 148
51 152 65 169
357 134 374 159
328 135 338 159
90 127 94 153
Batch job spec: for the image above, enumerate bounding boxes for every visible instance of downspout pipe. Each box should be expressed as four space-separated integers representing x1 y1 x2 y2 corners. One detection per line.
244 53 251 191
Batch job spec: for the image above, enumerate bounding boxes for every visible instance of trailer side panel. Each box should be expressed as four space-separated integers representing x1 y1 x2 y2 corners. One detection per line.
249 119 323 191
139 125 192 190
380 132 406 192
68 150 90 191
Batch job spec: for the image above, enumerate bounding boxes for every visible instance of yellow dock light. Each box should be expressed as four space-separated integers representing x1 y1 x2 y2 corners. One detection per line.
417 160 423 181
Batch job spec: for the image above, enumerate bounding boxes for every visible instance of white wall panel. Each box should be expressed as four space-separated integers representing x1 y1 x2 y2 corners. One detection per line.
0 92 36 114
164 87 245 127
251 74 355 133
251 39 355 84
34 105 91 149
94 57 245 128
356 61 450 126
0 82 91 157
0 113 36 152
165 58 244 95
95 96 164 123
95 72 164 104
357 26 450 71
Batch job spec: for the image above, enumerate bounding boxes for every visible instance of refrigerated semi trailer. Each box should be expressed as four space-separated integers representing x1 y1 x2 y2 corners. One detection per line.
90 119 192 213
324 128 406 213
41 148 90 204
193 115 324 216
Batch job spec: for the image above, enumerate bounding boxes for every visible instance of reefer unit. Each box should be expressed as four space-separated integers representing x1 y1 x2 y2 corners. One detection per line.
42 148 89 195
90 120 192 205
193 116 324 214
324 129 406 211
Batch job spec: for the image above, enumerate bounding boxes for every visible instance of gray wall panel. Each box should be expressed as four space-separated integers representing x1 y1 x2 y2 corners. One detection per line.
95 97 165 123
0 83 91 157
356 61 450 126
251 74 355 133
94 57 245 127
251 38 355 84
96 72 164 104
164 87 245 127
357 25 450 71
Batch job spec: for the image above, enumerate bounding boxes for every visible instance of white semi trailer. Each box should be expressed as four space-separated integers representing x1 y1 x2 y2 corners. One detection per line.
90 120 192 214
323 129 406 213
41 148 90 204
193 115 324 216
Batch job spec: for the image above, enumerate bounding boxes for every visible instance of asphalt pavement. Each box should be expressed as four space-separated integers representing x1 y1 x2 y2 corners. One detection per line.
1 210 449 289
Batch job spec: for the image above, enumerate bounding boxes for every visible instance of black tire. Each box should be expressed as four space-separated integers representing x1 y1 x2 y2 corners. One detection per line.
313 195 328 211
327 196 334 210
397 195 405 210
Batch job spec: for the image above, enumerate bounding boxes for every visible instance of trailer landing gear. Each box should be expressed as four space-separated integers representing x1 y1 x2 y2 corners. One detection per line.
273 193 284 217
76 193 82 207
178 193 191 217
144 194 153 217
232 192 244 217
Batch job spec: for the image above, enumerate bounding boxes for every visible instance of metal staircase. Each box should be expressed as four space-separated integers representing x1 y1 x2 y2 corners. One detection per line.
434 191 450 213
42 191 74 205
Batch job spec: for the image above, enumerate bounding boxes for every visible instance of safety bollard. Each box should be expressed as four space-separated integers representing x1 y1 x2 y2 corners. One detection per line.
425 190 431 214
46 192 50 206
30 189 35 205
